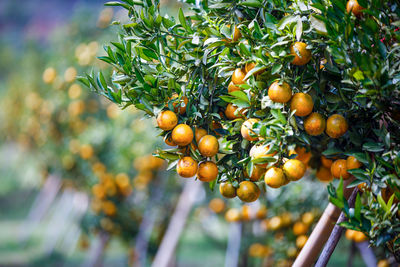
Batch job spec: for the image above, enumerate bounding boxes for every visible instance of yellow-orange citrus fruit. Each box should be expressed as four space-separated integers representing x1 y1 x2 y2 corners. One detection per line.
283 159 306 181
102 200 117 216
64 67 77 83
157 110 178 131
245 62 256 73
241 118 259 141
377 260 390 267
289 146 312 165
209 198 225 213
245 165 266 182
248 243 265 258
225 103 244 120
264 167 287 188
347 156 362 170
197 161 218 182
331 159 351 179
267 216 283 231
241 205 251 221
176 156 198 178
304 112 326 136
237 181 260 203
346 0 364 16
281 212 292 226
326 114 348 138
92 184 106 199
353 231 368 243
80 144 94 159
345 229 356 240
321 156 333 168
170 94 188 115
225 208 241 222
290 42 312 66
233 26 242 42
194 127 207 144
43 67 57 84
268 81 292 103
219 182 237 198
164 135 177 146
316 166 333 182
198 135 219 157
287 247 298 258
302 212 315 225
256 205 268 219
172 124 194 146
232 68 246 85
296 235 308 249
290 93 314 117
228 81 241 93
293 222 308 236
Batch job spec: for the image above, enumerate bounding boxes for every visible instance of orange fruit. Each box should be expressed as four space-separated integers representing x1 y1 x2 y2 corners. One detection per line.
264 167 287 188
209 198 225 213
241 205 251 221
172 124 194 146
228 81 241 93
245 165 266 182
233 25 242 42
321 156 333 168
42 67 57 84
353 231 368 243
248 243 265 258
256 205 268 219
232 68 246 85
326 114 348 138
225 103 245 120
302 212 315 225
241 118 259 141
345 229 356 240
268 81 292 103
164 135 177 146
197 161 218 182
304 112 326 136
296 235 308 249
219 182 237 198
170 94 188 115
80 144 94 159
102 200 117 216
92 184 106 199
225 208 241 222
194 127 207 144
346 0 364 16
347 156 362 170
290 42 311 66
290 93 314 116
198 135 219 157
250 144 277 167
267 216 283 231
245 62 256 73
293 222 308 236
377 260 390 267
316 166 333 182
283 159 306 181
290 146 312 165
331 159 351 179
176 156 198 178
157 110 178 131
237 181 260 202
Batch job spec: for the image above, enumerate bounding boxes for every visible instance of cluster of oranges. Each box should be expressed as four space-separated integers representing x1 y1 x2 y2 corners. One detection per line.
132 155 166 190
345 229 368 243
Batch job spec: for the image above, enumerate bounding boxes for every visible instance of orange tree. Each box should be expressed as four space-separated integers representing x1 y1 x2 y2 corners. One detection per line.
80 0 400 258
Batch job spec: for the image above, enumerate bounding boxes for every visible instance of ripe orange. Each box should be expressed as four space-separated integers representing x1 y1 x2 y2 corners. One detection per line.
377 260 390 267
209 198 225 213
245 62 256 73
92 184 106 199
170 93 188 115
176 156 198 178
157 110 178 131
245 165 266 182
172 124 194 146
347 156 362 170
321 156 333 168
326 114 348 138
316 166 333 182
233 26 242 42
296 235 308 249
302 212 315 225
225 103 245 120
250 144 277 167
345 229 356 240
353 231 368 243
102 200 117 216
197 161 218 182
219 182 237 198
267 216 283 231
290 93 314 116
241 205 251 221
293 221 308 236
241 118 260 141
290 146 312 165
304 112 326 136
268 81 292 103
232 68 246 85
256 205 268 219
80 144 94 159
237 181 260 202
290 42 311 66
264 167 288 188
225 208 241 222
164 135 177 146
198 135 219 157
346 0 364 16
331 159 351 179
283 159 306 181
228 81 241 93
194 127 207 143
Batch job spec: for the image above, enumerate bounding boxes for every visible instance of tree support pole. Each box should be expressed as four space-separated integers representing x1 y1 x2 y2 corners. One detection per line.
293 178 356 267
82 231 110 267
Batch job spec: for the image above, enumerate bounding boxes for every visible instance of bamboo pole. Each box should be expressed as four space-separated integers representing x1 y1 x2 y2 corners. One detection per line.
315 187 358 266
293 178 356 267
356 241 377 267
151 179 201 267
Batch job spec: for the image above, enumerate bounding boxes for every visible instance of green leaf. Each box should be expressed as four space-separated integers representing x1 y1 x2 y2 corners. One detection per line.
178 8 189 31
239 0 262 8
354 193 361 221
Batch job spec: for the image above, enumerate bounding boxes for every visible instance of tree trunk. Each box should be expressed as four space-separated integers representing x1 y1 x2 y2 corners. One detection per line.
293 178 356 267
151 179 201 267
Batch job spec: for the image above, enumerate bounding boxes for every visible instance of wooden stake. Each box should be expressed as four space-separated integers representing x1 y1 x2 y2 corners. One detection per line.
82 231 110 267
151 179 201 267
315 187 359 267
293 178 356 267
356 241 377 267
